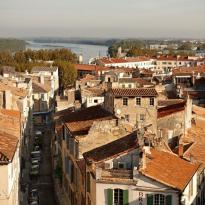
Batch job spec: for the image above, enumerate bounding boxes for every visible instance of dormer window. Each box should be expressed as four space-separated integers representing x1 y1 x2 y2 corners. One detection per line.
118 162 126 169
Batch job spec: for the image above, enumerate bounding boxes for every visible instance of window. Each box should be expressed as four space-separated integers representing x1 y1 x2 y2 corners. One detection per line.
118 162 126 169
123 98 128 106
122 84 125 88
41 94 45 100
136 97 141 106
150 97 154 106
128 84 132 88
94 99 98 103
140 114 145 121
125 114 129 122
154 194 165 205
114 189 123 205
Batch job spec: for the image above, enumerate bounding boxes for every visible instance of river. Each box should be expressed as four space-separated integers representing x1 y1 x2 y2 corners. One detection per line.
26 41 108 63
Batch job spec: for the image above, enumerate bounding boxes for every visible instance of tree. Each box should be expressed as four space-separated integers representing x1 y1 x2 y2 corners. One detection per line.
54 61 77 92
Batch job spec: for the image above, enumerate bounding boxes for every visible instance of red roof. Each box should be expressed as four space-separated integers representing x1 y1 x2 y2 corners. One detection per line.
172 66 205 76
157 102 185 118
141 148 199 191
75 64 108 71
111 88 158 97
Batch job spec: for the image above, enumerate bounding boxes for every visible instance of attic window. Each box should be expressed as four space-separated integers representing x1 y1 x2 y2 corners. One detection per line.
118 162 126 169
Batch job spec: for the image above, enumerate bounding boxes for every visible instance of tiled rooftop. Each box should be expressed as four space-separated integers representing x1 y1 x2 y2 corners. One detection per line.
157 101 185 118
172 66 205 76
83 132 138 163
0 132 19 163
141 148 199 191
75 64 108 71
111 88 158 97
0 81 28 97
32 81 51 93
64 105 115 135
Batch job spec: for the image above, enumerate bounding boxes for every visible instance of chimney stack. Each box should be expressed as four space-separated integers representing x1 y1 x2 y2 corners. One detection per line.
178 143 184 157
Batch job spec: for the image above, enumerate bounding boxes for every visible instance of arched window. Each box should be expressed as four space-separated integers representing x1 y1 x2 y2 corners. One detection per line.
154 194 165 205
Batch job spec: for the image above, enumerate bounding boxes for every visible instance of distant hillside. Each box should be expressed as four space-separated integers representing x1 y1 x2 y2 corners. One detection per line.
0 38 26 52
32 37 118 47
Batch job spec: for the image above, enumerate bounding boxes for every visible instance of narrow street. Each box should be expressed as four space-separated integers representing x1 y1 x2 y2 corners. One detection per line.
36 125 57 205
22 123 58 205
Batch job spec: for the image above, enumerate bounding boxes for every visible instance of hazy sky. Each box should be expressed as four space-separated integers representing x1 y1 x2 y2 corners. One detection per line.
0 0 205 39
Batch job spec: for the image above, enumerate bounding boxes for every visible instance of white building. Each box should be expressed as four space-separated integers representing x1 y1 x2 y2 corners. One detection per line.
83 133 201 205
96 57 155 70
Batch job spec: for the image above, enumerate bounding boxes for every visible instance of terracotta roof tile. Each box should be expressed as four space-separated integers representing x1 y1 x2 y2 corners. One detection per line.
0 81 28 97
0 132 18 163
141 148 199 191
83 132 138 163
32 81 51 93
182 127 205 164
111 88 158 97
64 105 115 135
157 102 185 118
158 99 185 107
0 109 21 118
75 64 108 71
172 66 205 76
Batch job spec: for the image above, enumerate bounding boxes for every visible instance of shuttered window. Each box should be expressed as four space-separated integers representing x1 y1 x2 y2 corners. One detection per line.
147 194 153 205
166 195 172 205
107 189 129 205
107 189 113 205
123 190 129 205
146 194 172 205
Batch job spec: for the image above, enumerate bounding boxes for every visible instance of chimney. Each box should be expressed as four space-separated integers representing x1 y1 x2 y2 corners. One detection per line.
4 90 12 109
142 150 147 169
142 146 151 170
178 144 184 157
39 75 44 84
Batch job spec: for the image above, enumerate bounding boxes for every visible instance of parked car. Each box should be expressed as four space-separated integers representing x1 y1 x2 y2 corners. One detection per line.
30 165 40 176
31 159 40 166
35 130 42 136
31 151 41 162
28 189 39 202
33 145 40 152
30 201 39 205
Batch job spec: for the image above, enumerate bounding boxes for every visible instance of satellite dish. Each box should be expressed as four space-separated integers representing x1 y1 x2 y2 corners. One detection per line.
116 109 121 115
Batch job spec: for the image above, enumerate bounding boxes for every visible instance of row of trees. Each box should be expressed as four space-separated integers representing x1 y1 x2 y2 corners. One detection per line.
0 38 26 52
108 40 146 57
0 48 78 89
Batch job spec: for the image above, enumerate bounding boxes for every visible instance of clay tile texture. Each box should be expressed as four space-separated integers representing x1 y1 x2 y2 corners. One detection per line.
0 132 19 163
141 148 199 191
75 64 108 71
64 105 115 135
111 88 158 97
83 132 138 163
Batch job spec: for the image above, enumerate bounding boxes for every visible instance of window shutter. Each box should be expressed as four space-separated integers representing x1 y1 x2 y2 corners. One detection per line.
123 190 129 205
166 195 172 205
147 194 153 205
107 189 113 205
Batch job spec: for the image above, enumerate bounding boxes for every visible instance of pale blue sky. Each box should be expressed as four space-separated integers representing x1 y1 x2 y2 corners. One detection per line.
0 0 205 38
